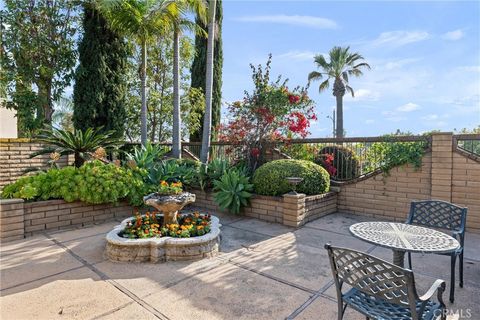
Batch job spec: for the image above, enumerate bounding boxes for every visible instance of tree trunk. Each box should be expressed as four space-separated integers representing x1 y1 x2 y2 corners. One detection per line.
335 94 344 138
74 151 84 168
333 78 346 138
140 40 148 146
172 29 181 159
200 0 217 163
38 80 54 124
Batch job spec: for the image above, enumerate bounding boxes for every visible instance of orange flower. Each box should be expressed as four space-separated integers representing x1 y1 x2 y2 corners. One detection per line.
197 225 204 230
160 180 169 186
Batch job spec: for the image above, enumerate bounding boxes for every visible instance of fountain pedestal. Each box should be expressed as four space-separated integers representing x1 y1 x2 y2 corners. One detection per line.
144 192 196 225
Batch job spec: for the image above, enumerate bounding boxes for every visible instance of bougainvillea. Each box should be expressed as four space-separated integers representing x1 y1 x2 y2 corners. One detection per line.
217 55 317 171
318 153 337 177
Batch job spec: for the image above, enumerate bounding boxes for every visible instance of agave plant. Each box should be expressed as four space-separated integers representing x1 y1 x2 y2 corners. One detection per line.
147 159 197 187
213 169 253 214
125 142 168 170
31 127 124 167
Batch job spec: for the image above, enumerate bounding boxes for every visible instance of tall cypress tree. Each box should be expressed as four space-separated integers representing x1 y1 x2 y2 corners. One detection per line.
190 0 223 142
73 5 128 137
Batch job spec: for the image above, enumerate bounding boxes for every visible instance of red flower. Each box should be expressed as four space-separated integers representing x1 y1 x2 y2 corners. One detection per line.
250 148 260 158
288 94 300 104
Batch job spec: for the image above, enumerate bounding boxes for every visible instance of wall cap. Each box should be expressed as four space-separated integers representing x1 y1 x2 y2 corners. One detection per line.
0 198 25 205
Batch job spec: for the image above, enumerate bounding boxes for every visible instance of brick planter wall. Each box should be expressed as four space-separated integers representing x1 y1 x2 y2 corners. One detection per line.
0 199 134 242
192 189 338 227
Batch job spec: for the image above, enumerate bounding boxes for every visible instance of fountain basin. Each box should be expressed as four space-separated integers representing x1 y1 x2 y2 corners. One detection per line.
105 215 220 263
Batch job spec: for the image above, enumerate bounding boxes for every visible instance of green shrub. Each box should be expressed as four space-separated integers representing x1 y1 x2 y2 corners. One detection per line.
213 169 253 214
252 159 330 196
192 158 232 191
1 161 145 205
316 146 360 180
364 140 428 174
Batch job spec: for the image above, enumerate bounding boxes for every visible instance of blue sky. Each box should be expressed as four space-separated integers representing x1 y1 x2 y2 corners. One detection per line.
221 0 480 137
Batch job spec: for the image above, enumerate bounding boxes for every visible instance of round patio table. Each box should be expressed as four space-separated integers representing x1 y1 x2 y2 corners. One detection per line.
349 222 460 268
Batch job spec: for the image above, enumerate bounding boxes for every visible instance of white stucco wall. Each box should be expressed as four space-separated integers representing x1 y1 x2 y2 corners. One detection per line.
0 108 18 138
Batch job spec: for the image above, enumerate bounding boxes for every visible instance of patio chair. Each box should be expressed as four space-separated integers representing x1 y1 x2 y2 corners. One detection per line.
325 244 446 320
406 200 467 303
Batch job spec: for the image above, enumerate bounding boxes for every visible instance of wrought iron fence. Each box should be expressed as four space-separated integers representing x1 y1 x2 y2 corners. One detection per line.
274 136 431 181
454 134 480 157
119 135 432 182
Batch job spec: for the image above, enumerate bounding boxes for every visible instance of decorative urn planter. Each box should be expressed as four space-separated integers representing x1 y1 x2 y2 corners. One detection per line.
105 191 221 263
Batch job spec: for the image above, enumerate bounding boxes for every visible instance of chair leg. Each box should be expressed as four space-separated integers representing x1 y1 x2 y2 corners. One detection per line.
408 252 412 270
449 254 457 303
459 252 464 288
338 301 346 320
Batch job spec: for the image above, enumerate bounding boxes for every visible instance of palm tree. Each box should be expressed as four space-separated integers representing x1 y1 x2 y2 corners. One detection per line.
308 46 370 138
200 0 217 163
96 0 179 146
171 0 206 159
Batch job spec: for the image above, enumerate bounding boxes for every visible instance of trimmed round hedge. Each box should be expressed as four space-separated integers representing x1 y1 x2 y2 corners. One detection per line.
252 159 330 196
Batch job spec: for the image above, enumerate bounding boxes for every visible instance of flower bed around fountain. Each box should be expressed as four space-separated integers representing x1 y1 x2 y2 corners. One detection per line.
106 212 220 262
105 191 221 262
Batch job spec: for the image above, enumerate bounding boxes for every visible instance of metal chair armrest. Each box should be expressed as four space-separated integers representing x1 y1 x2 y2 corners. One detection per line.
419 279 446 304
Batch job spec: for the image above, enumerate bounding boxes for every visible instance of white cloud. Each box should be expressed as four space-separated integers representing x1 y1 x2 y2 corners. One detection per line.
234 15 337 29
353 89 380 101
380 58 422 70
276 50 316 61
366 31 429 48
397 102 420 112
381 111 407 122
421 114 449 127
442 29 465 41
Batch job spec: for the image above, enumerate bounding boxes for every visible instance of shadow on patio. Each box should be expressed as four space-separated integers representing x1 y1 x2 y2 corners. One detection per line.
1 212 479 319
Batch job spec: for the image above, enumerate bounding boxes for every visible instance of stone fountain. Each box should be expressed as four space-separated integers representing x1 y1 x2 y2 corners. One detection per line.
105 191 220 263
143 192 196 225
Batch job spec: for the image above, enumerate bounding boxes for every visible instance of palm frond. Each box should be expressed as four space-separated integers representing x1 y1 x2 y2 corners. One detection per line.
308 71 323 82
319 79 330 93
346 85 355 97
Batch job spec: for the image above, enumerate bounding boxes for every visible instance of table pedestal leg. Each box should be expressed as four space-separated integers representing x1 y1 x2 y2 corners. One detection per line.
393 250 405 268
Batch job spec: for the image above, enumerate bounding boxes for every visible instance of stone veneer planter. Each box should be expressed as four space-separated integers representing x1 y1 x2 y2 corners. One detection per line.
105 215 221 263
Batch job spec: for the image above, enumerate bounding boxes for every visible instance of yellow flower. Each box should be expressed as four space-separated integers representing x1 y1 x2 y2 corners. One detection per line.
127 160 137 169
160 180 169 186
49 152 61 161
94 147 106 159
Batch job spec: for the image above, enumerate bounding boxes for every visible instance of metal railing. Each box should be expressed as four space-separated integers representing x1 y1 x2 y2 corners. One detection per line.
275 136 431 181
454 134 480 157
120 135 432 181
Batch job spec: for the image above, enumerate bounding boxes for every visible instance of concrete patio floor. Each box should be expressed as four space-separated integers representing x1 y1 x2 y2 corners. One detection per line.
1 211 479 320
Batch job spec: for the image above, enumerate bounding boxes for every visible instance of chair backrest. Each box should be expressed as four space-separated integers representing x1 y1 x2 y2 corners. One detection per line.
325 244 418 308
407 200 467 233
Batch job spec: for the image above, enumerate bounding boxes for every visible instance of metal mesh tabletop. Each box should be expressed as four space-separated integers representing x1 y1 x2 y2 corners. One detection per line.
349 222 460 254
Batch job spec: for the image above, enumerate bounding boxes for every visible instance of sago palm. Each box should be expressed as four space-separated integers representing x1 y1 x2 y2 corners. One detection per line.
96 0 180 146
171 0 207 159
31 127 123 168
308 46 370 138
